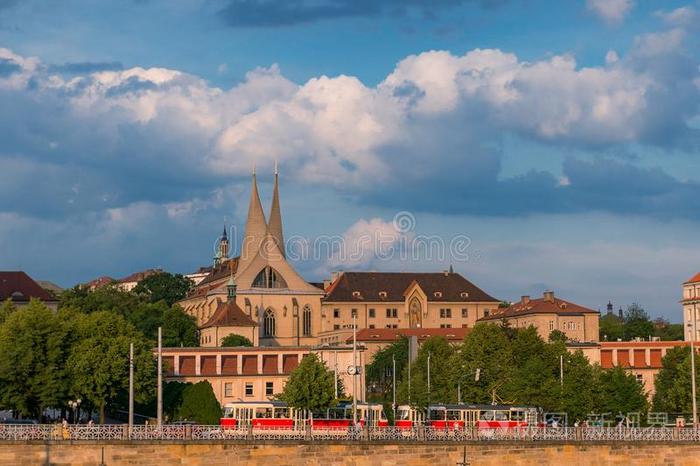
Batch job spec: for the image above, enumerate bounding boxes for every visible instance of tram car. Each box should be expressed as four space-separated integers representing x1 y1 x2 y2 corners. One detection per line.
396 404 540 430
221 401 389 429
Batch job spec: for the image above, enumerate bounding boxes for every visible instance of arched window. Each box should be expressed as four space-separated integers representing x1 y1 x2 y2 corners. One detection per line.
302 305 312 337
253 266 288 289
263 308 276 337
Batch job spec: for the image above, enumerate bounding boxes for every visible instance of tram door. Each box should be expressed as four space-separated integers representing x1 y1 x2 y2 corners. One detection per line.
293 409 307 429
237 407 253 426
525 410 538 426
463 409 479 427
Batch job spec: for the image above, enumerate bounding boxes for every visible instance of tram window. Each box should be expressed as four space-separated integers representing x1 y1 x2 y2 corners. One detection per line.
223 407 234 418
429 410 446 421
273 408 289 419
397 409 410 420
511 411 525 421
446 410 461 421
495 411 508 421
255 408 273 418
480 411 494 421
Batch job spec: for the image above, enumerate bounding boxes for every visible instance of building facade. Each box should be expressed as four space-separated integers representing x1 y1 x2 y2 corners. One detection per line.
683 273 700 341
479 291 600 342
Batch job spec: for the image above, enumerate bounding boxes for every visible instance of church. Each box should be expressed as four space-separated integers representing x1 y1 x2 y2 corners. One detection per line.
177 169 502 347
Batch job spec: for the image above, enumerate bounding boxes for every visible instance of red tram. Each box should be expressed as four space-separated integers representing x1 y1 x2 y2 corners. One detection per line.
397 404 540 430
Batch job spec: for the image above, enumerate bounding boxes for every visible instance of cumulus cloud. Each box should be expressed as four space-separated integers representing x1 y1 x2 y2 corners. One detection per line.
586 0 634 25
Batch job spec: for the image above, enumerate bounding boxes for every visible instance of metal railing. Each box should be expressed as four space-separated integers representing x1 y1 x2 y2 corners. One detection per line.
2 425 700 442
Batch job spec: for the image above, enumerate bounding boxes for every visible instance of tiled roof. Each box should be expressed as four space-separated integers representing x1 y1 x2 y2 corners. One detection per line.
686 272 700 284
118 268 162 284
324 272 498 303
350 327 469 343
84 276 115 289
0 271 57 302
479 293 598 321
200 298 257 329
196 258 239 288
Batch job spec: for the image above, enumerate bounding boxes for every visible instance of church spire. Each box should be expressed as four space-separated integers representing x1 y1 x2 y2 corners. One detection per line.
238 171 268 273
267 162 285 257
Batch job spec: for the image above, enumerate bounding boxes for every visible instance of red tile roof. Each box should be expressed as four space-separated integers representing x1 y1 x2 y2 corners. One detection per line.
350 327 469 343
200 298 257 329
84 276 115 289
195 258 239 289
325 272 498 303
118 268 162 283
686 272 700 284
0 271 56 303
479 292 598 321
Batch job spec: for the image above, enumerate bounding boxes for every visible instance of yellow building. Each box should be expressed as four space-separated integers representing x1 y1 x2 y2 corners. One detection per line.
178 169 501 348
683 272 700 341
479 291 600 342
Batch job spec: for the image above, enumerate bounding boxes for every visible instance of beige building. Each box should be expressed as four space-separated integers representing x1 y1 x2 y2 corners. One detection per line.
161 345 364 405
479 291 600 342
179 169 500 348
683 272 700 341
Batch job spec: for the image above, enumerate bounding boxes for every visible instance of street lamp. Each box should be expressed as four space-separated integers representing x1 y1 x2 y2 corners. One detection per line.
69 399 82 425
351 309 358 426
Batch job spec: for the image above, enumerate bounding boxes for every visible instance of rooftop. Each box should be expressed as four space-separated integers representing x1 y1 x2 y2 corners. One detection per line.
350 327 469 343
0 271 57 303
479 291 598 321
200 298 257 329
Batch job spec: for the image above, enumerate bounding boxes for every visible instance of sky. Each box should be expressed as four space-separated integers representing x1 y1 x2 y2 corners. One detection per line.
0 0 699 321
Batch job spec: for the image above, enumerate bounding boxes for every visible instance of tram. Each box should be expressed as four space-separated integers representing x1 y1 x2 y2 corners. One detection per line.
396 404 540 429
220 401 388 429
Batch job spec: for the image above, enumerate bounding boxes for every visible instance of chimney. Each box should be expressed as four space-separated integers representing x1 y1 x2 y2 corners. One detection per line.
331 271 340 283
323 279 330 289
443 270 449 276
543 291 554 303
521 295 530 305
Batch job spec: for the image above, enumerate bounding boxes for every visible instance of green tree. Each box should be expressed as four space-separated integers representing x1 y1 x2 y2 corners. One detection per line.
452 323 514 404
598 365 648 416
278 353 336 411
366 337 408 403
175 381 221 424
0 299 16 325
652 346 697 413
162 306 198 347
220 334 253 347
0 300 71 419
559 351 600 423
133 272 193 306
398 337 456 408
548 329 568 343
599 313 624 341
623 303 654 341
66 311 155 423
653 318 684 341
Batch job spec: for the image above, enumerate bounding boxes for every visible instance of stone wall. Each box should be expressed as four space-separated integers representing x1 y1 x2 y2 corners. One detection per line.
1 441 700 465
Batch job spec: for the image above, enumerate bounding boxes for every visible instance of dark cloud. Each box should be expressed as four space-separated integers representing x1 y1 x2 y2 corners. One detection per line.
218 0 510 27
0 57 20 76
47 61 123 75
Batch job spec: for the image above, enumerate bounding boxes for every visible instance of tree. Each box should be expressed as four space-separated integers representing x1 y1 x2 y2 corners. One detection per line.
598 365 648 417
278 353 336 411
0 300 71 419
66 311 155 423
558 351 599 423
652 346 698 413
0 299 16 325
220 334 253 347
452 323 514 405
133 272 193 306
162 306 198 347
653 318 684 341
623 303 654 341
175 381 221 424
506 327 561 409
366 337 408 403
599 313 624 341
398 337 455 408
548 329 568 343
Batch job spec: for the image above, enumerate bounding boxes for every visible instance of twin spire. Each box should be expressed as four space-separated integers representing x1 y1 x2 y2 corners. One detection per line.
237 165 285 273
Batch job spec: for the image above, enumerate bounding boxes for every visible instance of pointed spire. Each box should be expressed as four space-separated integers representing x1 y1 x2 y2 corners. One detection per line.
222 220 227 239
238 171 268 273
268 164 285 257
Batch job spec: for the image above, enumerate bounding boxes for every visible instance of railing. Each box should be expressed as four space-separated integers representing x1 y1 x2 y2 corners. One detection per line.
2 425 700 442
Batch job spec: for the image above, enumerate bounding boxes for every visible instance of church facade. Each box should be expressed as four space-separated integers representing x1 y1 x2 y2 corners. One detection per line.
177 170 502 347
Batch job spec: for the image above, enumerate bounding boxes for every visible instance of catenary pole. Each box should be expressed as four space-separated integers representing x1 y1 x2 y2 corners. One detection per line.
128 342 134 431
157 327 163 426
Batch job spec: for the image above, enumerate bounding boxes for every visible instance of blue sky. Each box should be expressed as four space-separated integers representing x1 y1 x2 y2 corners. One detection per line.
0 0 699 321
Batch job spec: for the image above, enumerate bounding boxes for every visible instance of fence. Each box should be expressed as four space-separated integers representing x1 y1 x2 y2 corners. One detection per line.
2 425 700 442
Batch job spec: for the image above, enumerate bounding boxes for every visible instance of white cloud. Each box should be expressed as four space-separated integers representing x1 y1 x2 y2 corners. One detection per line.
656 6 698 28
586 0 634 25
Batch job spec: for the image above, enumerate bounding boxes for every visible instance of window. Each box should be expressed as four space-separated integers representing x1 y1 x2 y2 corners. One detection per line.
369 324 375 329
461 308 468 318
483 309 490 317
440 324 452 328
252 266 287 289
333 324 340 330
245 383 253 397
224 383 233 397
635 374 644 384
263 308 276 337
265 382 274 396
302 305 312 337
440 308 452 318
386 308 398 318
549 321 554 330
369 308 375 318
462 324 468 328
333 308 340 318
386 324 398 329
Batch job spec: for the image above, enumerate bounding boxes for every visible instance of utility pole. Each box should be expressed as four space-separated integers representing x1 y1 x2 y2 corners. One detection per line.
352 309 357 426
427 352 431 406
392 354 396 420
157 327 163 426
408 351 411 404
128 342 134 431
693 306 698 426
334 350 338 399
560 355 564 388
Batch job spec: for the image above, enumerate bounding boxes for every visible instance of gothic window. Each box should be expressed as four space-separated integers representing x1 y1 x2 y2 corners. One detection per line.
302 305 312 337
253 266 288 289
263 308 276 337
